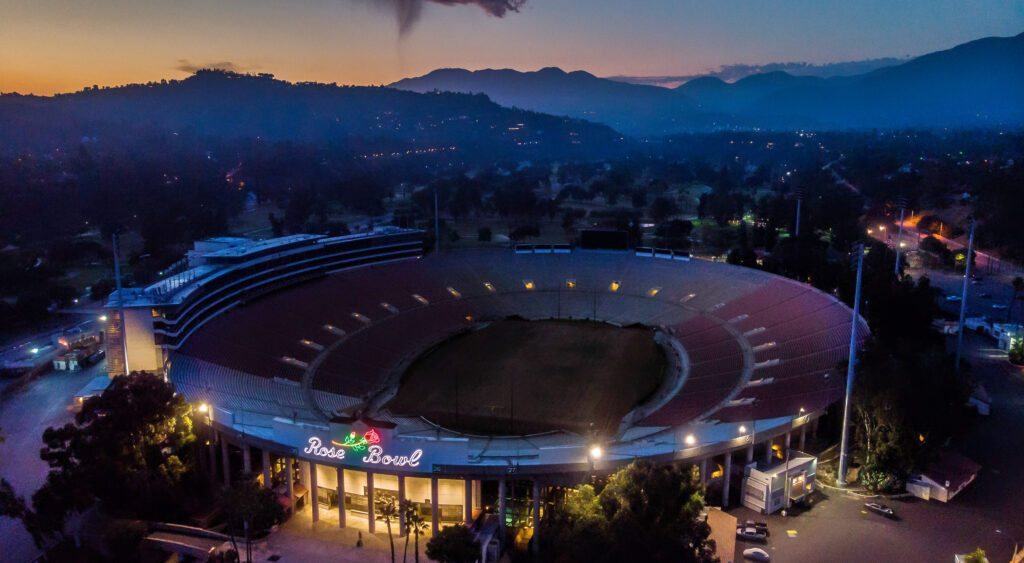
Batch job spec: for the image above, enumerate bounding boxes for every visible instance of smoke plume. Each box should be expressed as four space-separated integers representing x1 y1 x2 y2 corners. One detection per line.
381 0 528 35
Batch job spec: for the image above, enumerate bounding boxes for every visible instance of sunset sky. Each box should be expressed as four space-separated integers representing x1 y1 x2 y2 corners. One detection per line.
2 0 1022 95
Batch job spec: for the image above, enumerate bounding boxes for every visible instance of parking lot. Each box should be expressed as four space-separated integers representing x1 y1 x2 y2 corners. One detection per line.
727 332 1024 562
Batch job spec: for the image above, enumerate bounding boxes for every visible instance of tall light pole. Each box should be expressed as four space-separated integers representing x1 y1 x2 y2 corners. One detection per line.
893 197 906 276
434 187 440 254
838 243 865 487
112 232 130 377
794 188 804 238
955 218 976 370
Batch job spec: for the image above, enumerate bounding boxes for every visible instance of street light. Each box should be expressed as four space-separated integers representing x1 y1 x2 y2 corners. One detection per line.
198 403 209 414
99 315 108 322
684 434 696 446
589 445 603 460
30 347 39 355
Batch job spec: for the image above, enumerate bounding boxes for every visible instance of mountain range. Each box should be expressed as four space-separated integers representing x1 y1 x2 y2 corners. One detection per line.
391 31 1024 136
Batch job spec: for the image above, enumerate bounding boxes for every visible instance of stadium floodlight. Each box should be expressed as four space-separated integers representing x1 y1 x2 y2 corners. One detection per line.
589 445 603 460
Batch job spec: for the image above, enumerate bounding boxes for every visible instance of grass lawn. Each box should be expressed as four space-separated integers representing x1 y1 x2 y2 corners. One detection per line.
386 319 665 436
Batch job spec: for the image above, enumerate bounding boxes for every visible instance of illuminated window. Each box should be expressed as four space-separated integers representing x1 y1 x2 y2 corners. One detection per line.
609 281 621 292
566 279 576 289
648 287 662 297
523 280 535 290
447 287 461 298
412 294 429 305
484 282 495 292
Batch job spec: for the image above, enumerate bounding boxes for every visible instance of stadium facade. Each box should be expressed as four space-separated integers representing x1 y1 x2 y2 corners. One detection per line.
106 229 866 536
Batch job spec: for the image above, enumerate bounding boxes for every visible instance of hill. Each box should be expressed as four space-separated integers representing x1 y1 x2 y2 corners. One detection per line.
0 70 625 160
392 32 1024 133
391 66 709 137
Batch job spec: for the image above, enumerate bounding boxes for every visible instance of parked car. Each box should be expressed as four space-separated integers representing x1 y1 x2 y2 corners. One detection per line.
865 502 895 517
743 547 771 561
736 526 767 542
744 520 770 536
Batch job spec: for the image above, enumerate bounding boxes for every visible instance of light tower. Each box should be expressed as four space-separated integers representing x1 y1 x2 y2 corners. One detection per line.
838 242 865 486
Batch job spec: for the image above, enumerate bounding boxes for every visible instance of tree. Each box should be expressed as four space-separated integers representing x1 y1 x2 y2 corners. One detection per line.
23 372 197 546
648 197 679 223
402 499 428 563
964 547 988 563
538 461 717 563
377 497 398 563
221 477 284 538
425 525 480 563
1008 276 1024 322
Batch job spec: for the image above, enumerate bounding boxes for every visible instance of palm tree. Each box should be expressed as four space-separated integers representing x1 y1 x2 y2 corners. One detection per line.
377 497 399 563
401 499 428 563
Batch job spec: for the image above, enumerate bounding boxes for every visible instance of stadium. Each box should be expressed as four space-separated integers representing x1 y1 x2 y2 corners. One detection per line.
106 229 867 542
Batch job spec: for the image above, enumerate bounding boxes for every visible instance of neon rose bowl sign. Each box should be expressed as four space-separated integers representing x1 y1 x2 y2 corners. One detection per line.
304 428 423 468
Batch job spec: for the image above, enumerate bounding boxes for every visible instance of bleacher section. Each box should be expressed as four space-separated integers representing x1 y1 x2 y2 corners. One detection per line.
171 250 866 430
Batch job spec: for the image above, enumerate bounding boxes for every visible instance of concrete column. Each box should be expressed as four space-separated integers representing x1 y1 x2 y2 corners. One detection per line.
811 416 819 438
262 450 272 489
431 477 440 535
287 459 295 514
399 476 407 535
746 444 754 465
337 468 346 529
722 453 732 508
207 434 218 485
784 431 791 454
301 461 311 493
799 425 807 451
531 481 541 555
221 438 231 487
473 480 482 512
699 458 708 485
498 479 507 534
764 439 773 464
366 472 376 534
242 445 252 474
310 461 319 524
464 479 473 526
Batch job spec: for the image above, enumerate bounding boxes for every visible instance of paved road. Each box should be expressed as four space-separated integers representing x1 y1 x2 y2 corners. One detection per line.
728 332 1024 562
0 360 107 563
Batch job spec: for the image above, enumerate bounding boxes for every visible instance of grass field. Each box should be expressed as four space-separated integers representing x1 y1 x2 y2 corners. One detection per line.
386 319 666 436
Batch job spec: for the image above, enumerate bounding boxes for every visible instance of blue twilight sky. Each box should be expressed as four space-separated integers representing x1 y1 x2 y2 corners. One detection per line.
1 0 1022 94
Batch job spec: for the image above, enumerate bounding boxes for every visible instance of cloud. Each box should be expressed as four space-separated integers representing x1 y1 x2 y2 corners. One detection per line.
174 60 247 74
377 0 528 35
609 57 910 88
